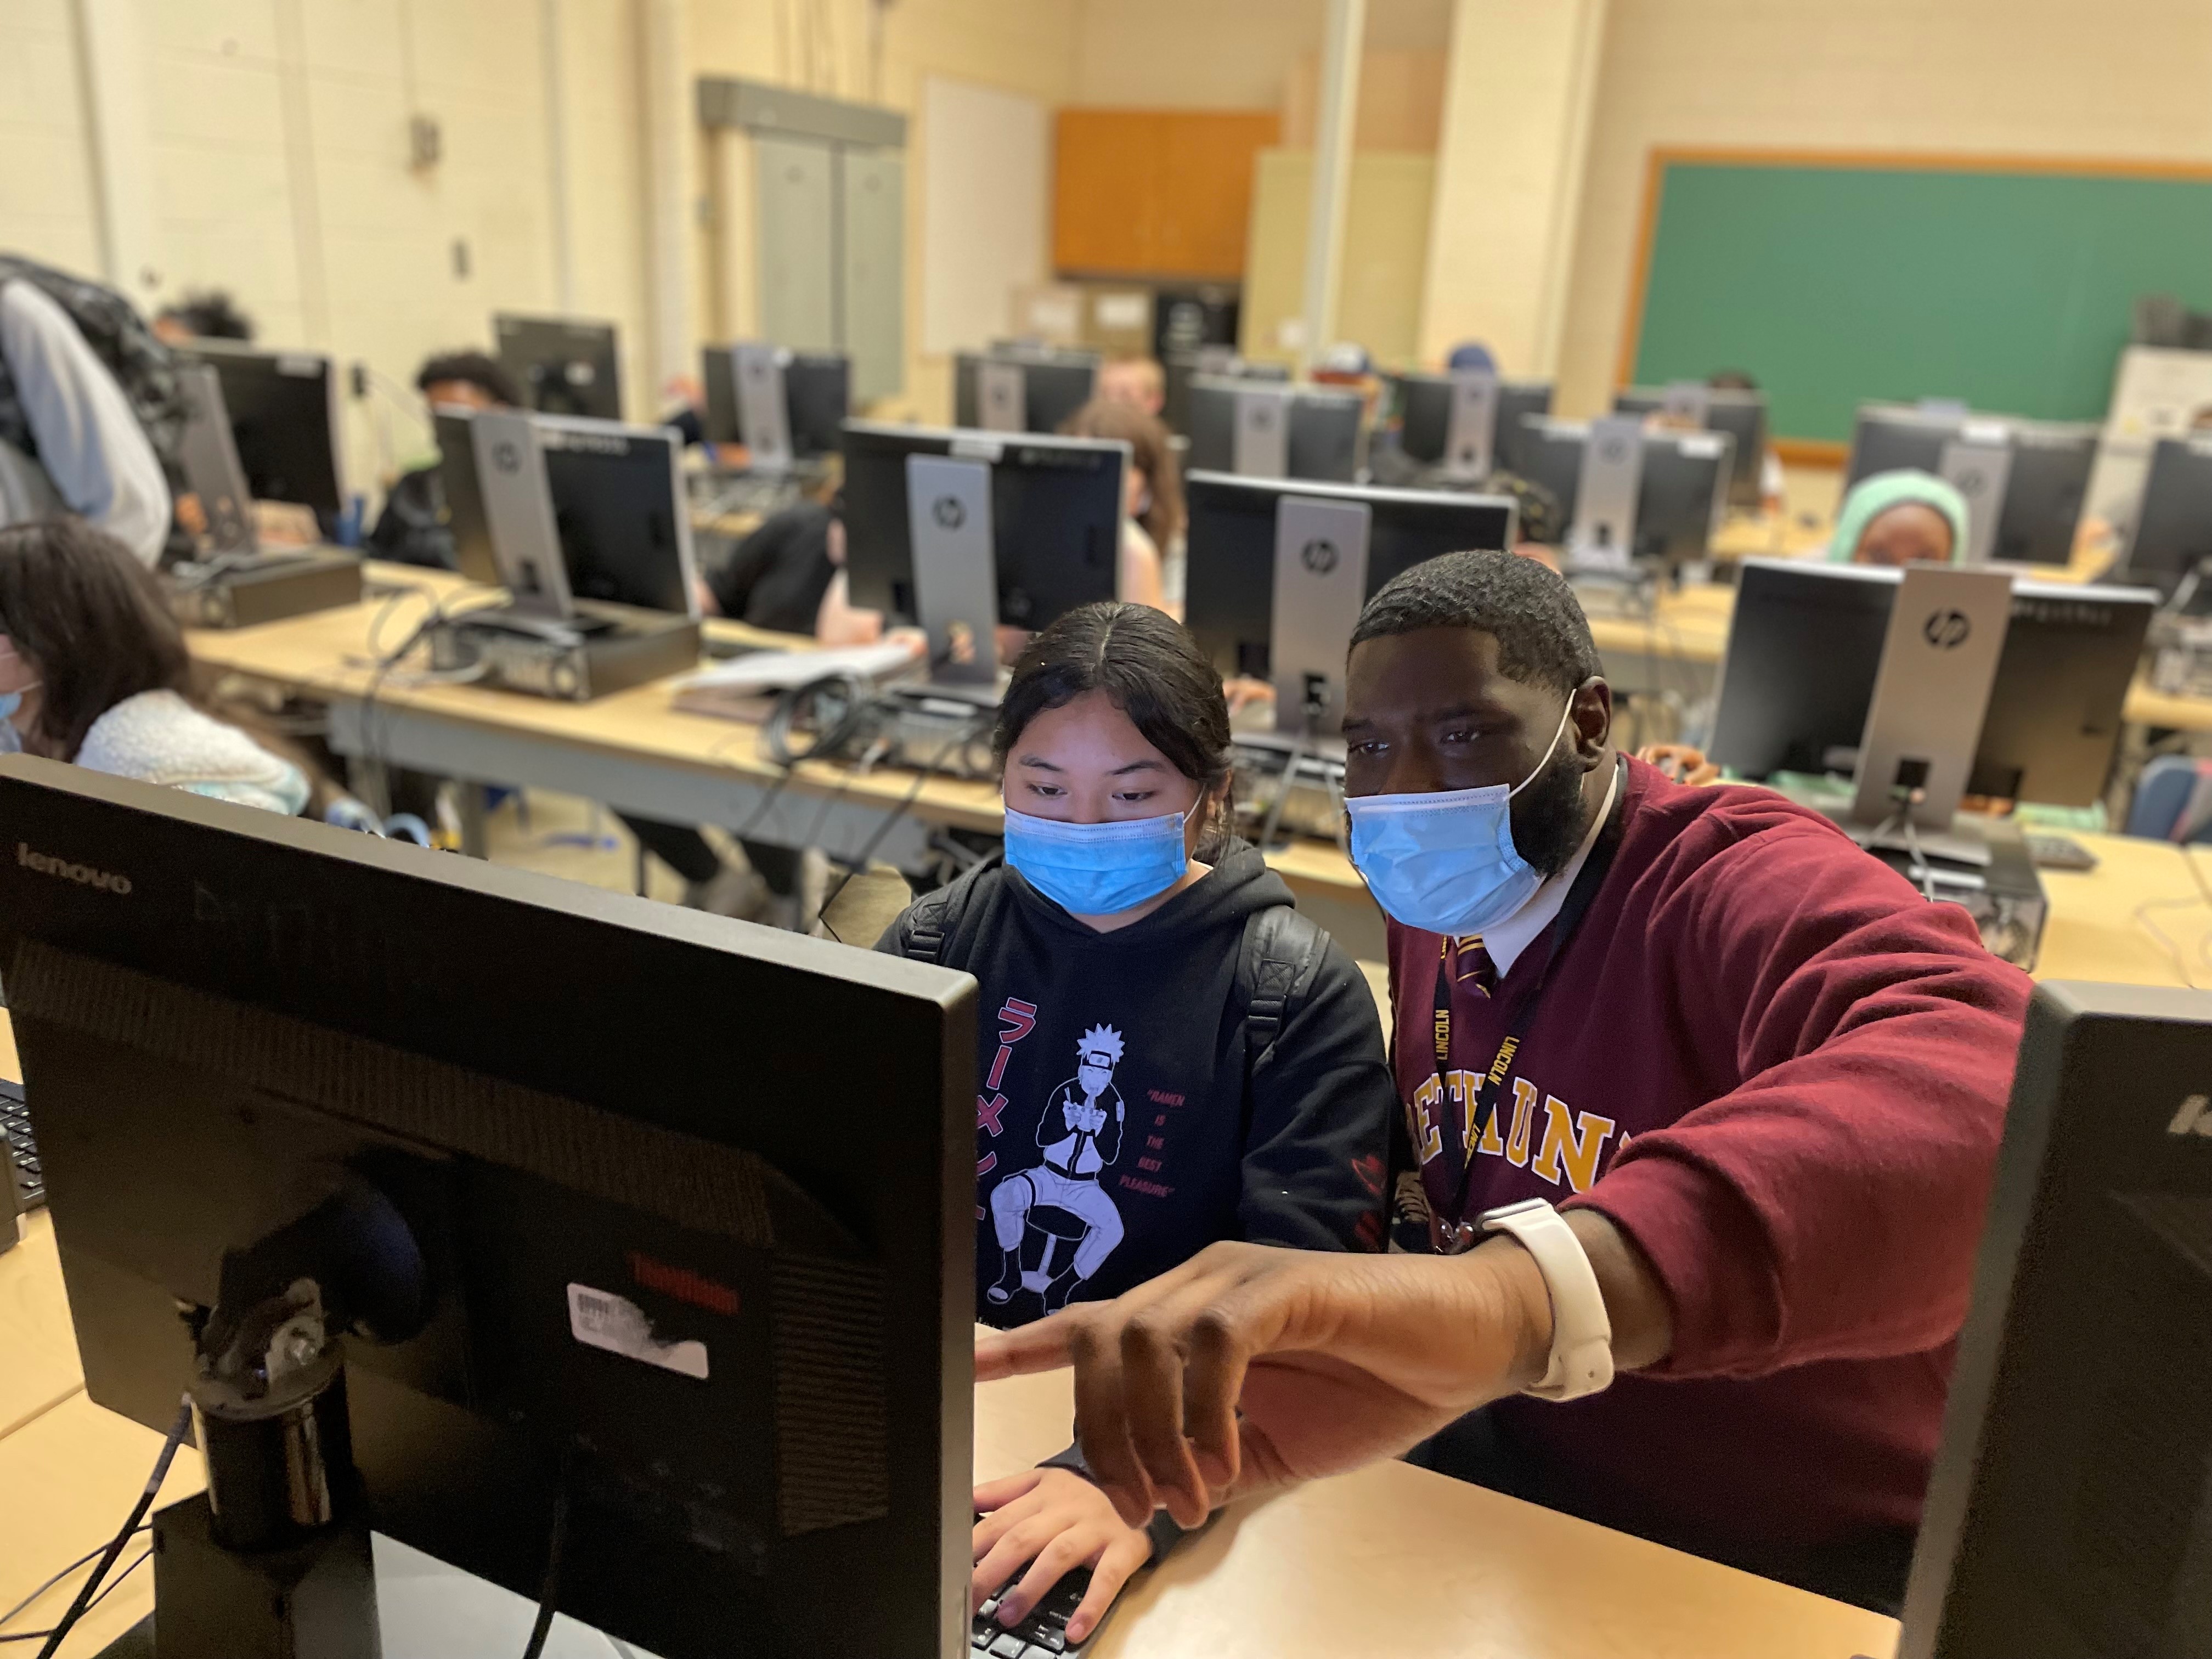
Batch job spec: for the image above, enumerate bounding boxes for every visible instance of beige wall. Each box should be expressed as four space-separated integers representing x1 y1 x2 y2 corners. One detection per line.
1068 0 1454 109
689 0 1084 424
0 0 656 508
1554 0 2212 419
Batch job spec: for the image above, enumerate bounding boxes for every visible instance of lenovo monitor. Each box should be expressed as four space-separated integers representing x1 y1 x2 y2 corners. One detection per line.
0 756 975 1658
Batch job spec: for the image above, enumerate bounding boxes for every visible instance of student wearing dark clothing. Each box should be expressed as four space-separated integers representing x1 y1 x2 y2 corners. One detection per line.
702 497 838 634
366 352 522 571
876 601 1394 1644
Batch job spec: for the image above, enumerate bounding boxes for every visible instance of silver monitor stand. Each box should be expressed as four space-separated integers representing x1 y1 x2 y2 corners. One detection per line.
977 360 1025 433
1939 420 2013 566
175 362 257 555
1848 563 2014 863
472 409 576 621
1443 369 1499 478
905 453 1001 691
733 342 794 473
1566 414 1645 573
1233 388 1291 479
1661 380 1711 428
1269 494 1373 742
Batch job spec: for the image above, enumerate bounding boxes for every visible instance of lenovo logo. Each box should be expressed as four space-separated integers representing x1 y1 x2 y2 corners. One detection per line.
2167 1094 2212 1138
18 842 132 894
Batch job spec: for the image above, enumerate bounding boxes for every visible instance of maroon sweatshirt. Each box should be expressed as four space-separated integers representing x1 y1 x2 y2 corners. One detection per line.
1384 756 2032 1555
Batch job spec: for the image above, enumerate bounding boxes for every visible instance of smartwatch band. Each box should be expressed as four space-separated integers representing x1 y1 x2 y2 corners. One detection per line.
1480 1197 1615 1402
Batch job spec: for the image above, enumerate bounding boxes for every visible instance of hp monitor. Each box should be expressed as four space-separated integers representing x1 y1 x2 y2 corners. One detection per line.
538 415 701 616
702 345 849 462
953 348 1099 436
1163 349 1287 437
1515 418 1731 568
1182 471 1516 733
1613 385 1767 510
0 756 975 1658
840 421 1126 642
1184 380 1363 484
1709 559 2155 807
1390 372 1554 480
1845 404 2096 567
187 342 345 514
2122 433 2212 600
495 313 623 422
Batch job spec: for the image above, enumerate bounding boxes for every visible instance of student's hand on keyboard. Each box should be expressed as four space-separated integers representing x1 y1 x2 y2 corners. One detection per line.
972 1466 1152 1645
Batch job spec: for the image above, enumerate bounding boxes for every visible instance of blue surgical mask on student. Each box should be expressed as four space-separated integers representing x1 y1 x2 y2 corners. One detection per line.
1003 805 1189 916
0 681 37 757
1345 699 1575 937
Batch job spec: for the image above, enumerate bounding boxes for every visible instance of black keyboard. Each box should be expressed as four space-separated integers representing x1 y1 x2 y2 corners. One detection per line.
973 1566 1093 1656
1 1079 41 1212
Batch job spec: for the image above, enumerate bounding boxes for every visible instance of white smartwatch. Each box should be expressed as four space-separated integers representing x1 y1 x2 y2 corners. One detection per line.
1479 1198 1615 1402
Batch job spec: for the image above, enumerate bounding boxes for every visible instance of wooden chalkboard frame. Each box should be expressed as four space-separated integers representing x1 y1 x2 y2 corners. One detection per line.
1618 146 2212 466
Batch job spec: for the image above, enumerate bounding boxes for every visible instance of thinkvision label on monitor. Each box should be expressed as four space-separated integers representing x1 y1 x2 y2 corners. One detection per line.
567 1283 710 1380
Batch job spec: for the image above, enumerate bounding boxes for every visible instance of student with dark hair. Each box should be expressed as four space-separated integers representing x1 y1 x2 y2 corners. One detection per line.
366 351 528 570
153 289 255 345
979 551 2032 1616
1056 397 1184 614
0 517 318 814
879 600 1393 1644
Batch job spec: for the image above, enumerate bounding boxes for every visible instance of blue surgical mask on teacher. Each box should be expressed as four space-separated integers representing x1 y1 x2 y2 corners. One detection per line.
1345 699 1575 938
1003 805 1188 917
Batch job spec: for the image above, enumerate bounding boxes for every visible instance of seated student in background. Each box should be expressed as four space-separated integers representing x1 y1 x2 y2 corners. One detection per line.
1056 397 1183 616
366 352 524 570
153 290 254 347
0 518 317 814
878 601 1393 1644
1830 469 1968 568
701 482 842 634
1096 353 1165 420
979 551 2032 1615
0 255 171 565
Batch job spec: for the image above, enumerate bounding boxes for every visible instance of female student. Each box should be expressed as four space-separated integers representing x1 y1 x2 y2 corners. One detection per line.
877 601 1393 1644
1829 469 1969 567
0 517 314 814
1056 397 1185 617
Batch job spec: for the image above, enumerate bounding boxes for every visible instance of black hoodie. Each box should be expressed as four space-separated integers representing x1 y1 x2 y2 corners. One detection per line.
878 841 1394 1327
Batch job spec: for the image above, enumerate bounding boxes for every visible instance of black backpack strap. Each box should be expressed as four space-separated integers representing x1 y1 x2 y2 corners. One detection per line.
1238 902 1328 1070
900 868 983 966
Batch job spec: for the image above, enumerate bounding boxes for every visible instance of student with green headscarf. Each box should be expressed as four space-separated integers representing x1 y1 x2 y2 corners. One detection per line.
1827 469 1970 568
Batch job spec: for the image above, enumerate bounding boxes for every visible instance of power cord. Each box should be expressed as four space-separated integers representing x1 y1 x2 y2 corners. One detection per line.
816 712 990 943
32 1396 193 1659
520 1442 577 1659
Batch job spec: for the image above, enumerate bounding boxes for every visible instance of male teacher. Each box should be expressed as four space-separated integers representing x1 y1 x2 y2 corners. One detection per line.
979 551 2031 1612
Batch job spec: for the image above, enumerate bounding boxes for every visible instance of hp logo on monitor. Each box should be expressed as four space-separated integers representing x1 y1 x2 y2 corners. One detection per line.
1924 609 1973 649
1301 538 1340 575
932 496 967 531
493 441 522 473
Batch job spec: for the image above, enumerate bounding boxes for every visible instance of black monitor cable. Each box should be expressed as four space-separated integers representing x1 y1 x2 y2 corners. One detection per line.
31 1396 193 1659
519 1440 577 1659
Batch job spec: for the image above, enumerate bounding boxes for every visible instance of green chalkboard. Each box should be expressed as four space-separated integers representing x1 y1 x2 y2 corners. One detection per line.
1628 156 2212 445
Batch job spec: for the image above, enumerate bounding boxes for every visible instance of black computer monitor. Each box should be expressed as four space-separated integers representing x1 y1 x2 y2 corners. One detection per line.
1513 419 1731 568
1184 380 1363 484
0 757 974 1657
430 408 501 586
433 410 697 613
538 415 699 615
186 342 345 514
1898 980 2212 1658
1389 373 1554 479
840 420 1125 629
701 346 849 457
1845 404 2096 567
1612 386 1767 510
952 348 1099 435
1709 559 2155 805
1181 471 1517 682
495 313 623 421
2122 433 2212 599
1162 349 1288 437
